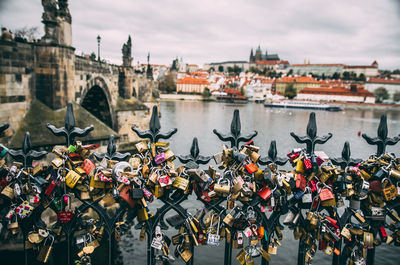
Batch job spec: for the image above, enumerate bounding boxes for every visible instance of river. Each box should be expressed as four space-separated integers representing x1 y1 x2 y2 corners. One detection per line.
121 100 400 265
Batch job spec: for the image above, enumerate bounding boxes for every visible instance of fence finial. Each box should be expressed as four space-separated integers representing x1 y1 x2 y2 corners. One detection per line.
46 103 94 146
8 132 47 168
259 140 288 166
362 114 400 156
213 109 257 148
93 135 130 161
331 141 362 169
178 137 212 167
290 112 332 154
131 105 177 143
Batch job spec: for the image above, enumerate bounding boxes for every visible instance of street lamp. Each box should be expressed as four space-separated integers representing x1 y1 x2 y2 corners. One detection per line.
97 35 101 62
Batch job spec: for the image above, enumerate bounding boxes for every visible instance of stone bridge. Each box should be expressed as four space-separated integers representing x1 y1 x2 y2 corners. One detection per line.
0 1 158 149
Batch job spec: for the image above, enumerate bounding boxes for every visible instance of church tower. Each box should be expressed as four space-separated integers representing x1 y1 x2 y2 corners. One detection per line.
249 48 254 63
255 45 262 62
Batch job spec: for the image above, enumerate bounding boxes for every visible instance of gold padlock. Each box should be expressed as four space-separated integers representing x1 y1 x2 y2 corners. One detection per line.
382 178 398 201
1 185 15 199
172 176 190 191
36 235 54 263
135 141 148 153
65 170 81 188
137 207 149 222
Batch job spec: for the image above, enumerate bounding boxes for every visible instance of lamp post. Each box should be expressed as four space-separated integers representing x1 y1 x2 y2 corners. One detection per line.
97 35 101 62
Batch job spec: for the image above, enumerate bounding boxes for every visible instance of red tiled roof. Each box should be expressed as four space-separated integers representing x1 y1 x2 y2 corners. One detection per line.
277 76 319 83
299 87 374 97
254 60 289 65
367 78 400 84
291 64 345 67
177 77 210 85
344 65 376 69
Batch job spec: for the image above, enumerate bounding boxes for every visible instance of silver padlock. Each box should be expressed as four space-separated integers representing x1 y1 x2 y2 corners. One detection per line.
350 197 360 210
302 187 313 203
283 211 295 226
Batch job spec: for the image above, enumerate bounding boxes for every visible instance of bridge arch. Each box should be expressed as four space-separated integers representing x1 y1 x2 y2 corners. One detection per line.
81 76 115 130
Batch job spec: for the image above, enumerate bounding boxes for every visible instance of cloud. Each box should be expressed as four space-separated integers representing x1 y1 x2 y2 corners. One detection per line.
0 0 399 69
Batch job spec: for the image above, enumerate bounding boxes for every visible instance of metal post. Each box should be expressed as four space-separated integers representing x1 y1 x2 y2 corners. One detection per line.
97 35 101 62
297 241 306 265
224 236 232 265
332 239 342 265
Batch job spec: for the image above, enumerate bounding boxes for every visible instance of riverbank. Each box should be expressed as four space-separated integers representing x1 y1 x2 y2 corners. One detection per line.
160 94 400 111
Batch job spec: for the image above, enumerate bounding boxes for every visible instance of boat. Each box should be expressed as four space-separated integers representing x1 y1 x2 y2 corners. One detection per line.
264 100 342 111
215 89 248 104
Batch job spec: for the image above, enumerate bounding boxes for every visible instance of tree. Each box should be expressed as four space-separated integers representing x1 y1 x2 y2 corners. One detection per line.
332 72 340 79
374 87 389 103
202 87 212 98
158 73 176 93
358 73 366 82
287 69 293 76
14 26 39 41
89 52 96 61
393 91 400 102
284 84 297 99
218 65 224 72
342 71 350 80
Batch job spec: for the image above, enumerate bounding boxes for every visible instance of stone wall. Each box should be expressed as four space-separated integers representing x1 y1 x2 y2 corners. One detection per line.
0 40 35 139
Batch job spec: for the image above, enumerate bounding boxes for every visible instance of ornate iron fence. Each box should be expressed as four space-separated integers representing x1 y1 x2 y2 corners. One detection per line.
0 104 399 265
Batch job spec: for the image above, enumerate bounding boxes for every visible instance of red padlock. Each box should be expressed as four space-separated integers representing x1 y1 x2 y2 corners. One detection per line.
245 163 258 174
119 185 136 208
309 180 318 192
379 226 387 241
304 158 312 170
57 195 74 223
82 159 95 176
257 186 272 201
45 180 57 196
296 174 306 191
320 188 334 201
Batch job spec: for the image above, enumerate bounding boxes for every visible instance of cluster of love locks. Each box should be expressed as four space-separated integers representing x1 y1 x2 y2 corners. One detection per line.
0 103 400 265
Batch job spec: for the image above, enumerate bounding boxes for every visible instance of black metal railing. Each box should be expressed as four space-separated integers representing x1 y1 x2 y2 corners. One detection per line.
0 103 399 265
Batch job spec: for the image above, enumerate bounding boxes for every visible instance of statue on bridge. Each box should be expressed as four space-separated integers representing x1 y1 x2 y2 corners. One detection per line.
41 0 58 22
122 35 132 67
58 0 71 23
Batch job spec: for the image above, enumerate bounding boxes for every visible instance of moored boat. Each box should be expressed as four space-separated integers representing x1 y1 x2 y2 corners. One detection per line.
264 100 342 111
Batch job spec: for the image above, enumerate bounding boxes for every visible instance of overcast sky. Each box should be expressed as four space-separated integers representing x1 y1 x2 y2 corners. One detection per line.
1 0 399 69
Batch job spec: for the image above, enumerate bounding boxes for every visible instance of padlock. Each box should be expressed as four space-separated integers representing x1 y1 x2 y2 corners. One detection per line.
135 141 148 153
245 163 258 174
119 185 136 208
207 213 221 246
296 174 306 190
236 249 246 265
57 195 74 223
257 186 272 201
154 152 166 164
268 242 277 255
214 178 231 195
1 185 15 200
172 176 190 191
382 178 398 201
14 200 34 219
36 235 54 263
65 169 81 188
82 159 95 176
178 245 192 263
319 187 334 201
137 207 149 222
296 159 305 173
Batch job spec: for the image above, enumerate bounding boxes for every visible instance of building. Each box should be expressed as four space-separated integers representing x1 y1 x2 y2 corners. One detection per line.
287 64 345 76
244 79 274 102
249 46 280 63
275 76 320 94
343 61 379 77
365 78 400 100
287 61 379 78
203 61 249 72
186 64 199 72
250 60 290 72
176 76 210 94
297 84 375 103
